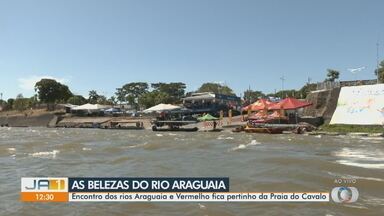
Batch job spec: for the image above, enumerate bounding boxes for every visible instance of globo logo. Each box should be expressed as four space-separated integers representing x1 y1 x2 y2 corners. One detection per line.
331 187 359 203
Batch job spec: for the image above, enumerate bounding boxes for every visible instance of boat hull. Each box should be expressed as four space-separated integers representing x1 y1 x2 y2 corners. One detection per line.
244 127 284 134
152 126 198 132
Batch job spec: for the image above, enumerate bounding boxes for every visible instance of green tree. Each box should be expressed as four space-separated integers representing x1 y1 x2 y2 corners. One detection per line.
7 98 15 109
28 95 39 108
374 60 384 83
88 90 100 104
35 79 72 110
13 94 31 111
108 96 117 105
115 82 149 108
151 82 186 104
243 90 265 102
267 89 300 99
96 95 109 105
298 83 317 99
197 83 235 96
67 95 87 105
0 99 7 111
139 91 169 109
325 69 340 82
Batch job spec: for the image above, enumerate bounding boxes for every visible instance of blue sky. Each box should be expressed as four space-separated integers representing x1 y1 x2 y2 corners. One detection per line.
0 0 383 100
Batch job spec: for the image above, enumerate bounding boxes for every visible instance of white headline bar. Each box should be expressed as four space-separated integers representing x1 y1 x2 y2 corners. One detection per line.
69 192 329 202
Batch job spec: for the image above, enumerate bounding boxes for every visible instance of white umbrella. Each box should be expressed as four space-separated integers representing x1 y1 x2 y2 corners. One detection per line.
72 103 110 111
143 103 181 113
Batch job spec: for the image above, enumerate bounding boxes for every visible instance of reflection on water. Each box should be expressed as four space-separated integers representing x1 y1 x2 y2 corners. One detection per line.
0 127 383 215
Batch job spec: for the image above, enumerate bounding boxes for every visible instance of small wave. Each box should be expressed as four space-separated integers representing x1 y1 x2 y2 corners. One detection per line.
198 203 206 209
336 160 384 169
334 148 384 161
217 136 234 140
82 147 92 151
28 150 59 159
156 134 163 137
168 133 177 136
333 148 384 169
359 137 384 141
7 147 16 152
125 142 148 149
229 140 260 151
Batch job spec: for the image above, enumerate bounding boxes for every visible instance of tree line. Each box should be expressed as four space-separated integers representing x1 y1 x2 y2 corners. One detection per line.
0 80 237 111
1 64 383 111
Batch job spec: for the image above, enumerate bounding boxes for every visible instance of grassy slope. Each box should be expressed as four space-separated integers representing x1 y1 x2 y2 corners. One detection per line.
320 124 384 133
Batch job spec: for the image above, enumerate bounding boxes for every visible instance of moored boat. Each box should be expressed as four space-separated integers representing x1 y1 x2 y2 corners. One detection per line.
244 127 284 134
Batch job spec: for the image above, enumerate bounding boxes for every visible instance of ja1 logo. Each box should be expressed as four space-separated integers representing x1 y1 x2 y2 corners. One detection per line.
331 187 359 203
21 177 67 192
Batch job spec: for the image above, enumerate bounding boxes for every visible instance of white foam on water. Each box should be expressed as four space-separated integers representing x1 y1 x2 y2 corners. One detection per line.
315 135 322 138
336 160 384 169
249 140 260 145
156 134 163 137
333 147 384 169
168 133 177 136
28 150 59 159
7 147 16 152
217 136 234 140
125 142 148 149
229 139 260 151
359 137 384 142
198 203 206 209
82 147 92 151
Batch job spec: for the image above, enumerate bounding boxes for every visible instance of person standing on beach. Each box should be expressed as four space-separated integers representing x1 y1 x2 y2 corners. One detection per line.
213 120 217 130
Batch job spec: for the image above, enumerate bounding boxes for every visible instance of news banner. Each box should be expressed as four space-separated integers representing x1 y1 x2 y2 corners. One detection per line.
20 177 357 203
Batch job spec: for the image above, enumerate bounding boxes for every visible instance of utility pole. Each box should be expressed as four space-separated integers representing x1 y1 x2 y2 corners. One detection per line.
377 42 380 83
248 84 251 102
280 75 285 98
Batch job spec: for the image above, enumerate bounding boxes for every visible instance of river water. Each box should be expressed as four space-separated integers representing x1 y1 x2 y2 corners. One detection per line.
0 127 383 215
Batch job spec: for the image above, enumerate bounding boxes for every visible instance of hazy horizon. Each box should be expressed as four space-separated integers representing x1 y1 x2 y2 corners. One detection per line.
1 0 383 100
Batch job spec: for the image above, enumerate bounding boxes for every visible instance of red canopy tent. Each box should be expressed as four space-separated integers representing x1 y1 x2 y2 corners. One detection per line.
242 98 276 111
248 109 268 119
268 97 312 110
267 110 287 119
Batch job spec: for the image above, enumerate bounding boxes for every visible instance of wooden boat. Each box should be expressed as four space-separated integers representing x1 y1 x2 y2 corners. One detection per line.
201 129 223 132
232 126 245 133
152 126 198 132
101 120 145 130
244 127 284 134
151 120 198 132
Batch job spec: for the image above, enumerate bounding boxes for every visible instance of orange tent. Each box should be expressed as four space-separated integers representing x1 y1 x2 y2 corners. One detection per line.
268 97 312 110
248 109 268 119
267 110 287 119
242 99 276 111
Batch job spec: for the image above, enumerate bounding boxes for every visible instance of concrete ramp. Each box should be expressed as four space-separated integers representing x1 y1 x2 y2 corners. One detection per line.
330 84 384 125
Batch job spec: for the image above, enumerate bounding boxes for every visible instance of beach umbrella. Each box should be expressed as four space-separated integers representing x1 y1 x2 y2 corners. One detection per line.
268 110 286 119
248 110 268 120
243 99 276 111
143 103 181 113
197 114 219 121
72 103 110 111
268 97 312 110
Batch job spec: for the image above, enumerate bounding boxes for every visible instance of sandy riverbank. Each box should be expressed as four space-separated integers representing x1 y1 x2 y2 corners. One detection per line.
0 110 56 127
